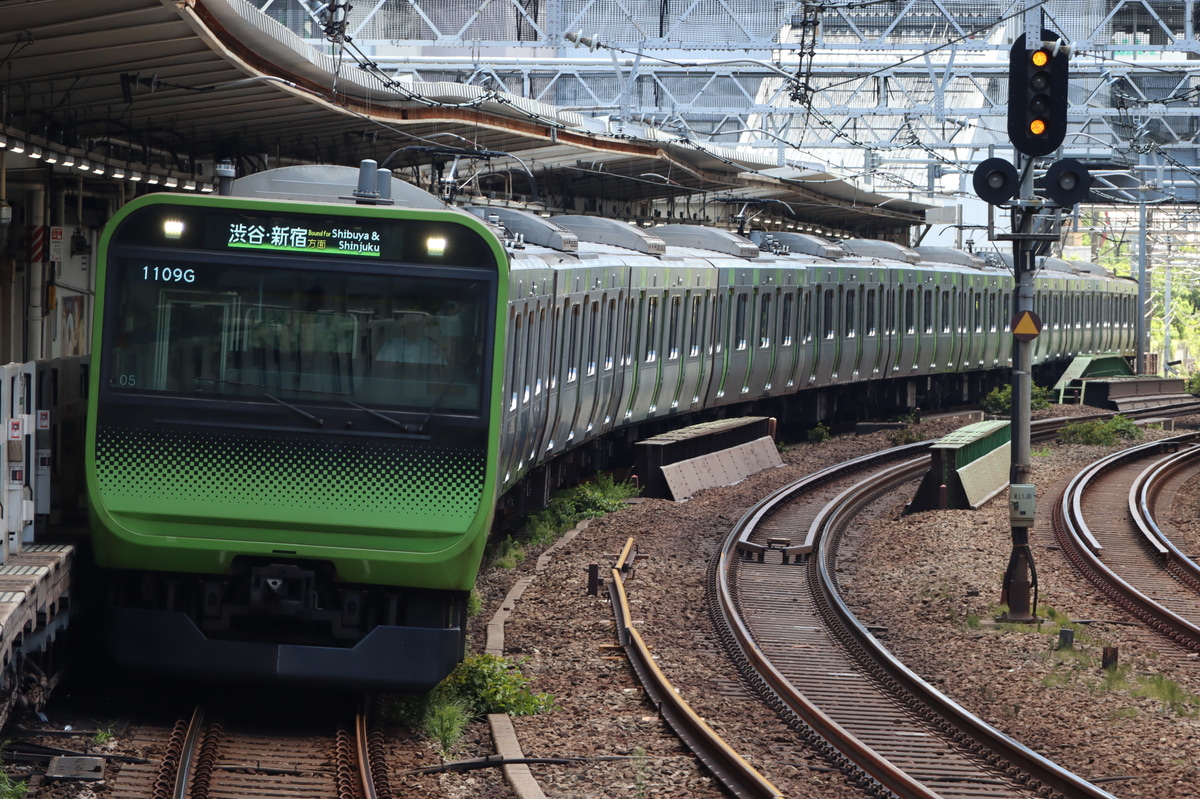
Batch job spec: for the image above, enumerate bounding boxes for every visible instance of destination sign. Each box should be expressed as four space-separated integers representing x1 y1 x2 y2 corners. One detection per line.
224 221 383 257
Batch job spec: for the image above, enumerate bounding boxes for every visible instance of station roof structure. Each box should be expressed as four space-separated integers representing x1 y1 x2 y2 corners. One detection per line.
0 0 925 236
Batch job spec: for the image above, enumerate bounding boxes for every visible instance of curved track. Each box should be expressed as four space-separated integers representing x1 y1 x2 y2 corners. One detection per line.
710 443 1116 799
1054 433 1200 653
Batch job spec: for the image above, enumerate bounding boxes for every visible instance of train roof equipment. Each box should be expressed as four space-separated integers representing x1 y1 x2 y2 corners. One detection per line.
228 163 446 209
551 215 667 255
466 206 580 252
838 238 922 263
914 246 987 269
650 225 760 258
755 231 846 260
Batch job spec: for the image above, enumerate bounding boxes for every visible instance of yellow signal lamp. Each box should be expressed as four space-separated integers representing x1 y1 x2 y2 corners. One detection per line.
1029 118 1047 136
1031 49 1050 68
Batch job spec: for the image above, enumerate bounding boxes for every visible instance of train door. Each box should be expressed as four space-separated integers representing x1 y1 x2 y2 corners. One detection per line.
542 294 583 457
811 269 839 386
653 287 686 415
674 288 712 413
897 282 919 374
775 288 802 390
833 284 862 382
596 292 625 435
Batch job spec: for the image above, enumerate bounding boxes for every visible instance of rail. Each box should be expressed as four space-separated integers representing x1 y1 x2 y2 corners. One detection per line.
609 537 783 799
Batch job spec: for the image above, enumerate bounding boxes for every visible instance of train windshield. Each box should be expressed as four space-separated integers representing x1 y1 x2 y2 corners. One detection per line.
104 257 491 414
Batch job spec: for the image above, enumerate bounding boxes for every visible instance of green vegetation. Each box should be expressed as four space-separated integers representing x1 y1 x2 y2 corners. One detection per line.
1058 414 1142 446
438 654 555 717
486 474 638 567
422 698 472 757
981 384 1054 415
1133 674 1199 716
92 723 116 746
0 772 25 799
388 654 554 756
1186 371 1200 395
806 422 831 443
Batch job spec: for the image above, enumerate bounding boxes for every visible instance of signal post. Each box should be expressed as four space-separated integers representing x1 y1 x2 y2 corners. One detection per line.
972 25 1091 622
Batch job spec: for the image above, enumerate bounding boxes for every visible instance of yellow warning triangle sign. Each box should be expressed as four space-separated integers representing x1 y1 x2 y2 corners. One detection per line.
1012 311 1041 340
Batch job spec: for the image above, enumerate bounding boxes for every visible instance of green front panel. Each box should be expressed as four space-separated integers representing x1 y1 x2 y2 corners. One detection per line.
95 426 484 534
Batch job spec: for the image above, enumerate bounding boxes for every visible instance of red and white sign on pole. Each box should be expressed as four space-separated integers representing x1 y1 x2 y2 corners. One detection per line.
49 226 65 263
6 418 22 441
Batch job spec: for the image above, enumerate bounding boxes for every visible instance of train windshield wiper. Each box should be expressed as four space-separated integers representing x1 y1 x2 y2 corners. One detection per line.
342 400 424 434
263 393 324 427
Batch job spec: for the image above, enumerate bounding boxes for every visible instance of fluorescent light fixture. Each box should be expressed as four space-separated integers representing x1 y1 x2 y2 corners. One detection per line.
28 146 42 160
60 154 75 167
426 236 447 257
76 160 90 171
0 135 7 149
199 183 214 193
164 176 178 188
182 180 197 191
111 168 125 179
146 175 160 185
9 141 25 154
43 151 58 165
163 219 185 239
93 164 106 174
128 172 142 182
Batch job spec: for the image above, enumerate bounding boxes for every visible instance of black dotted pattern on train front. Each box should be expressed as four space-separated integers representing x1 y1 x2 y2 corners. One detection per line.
94 425 486 519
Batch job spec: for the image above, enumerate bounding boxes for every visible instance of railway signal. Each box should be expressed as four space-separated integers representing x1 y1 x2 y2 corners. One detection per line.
1043 157 1093 206
972 157 1020 205
1008 31 1069 157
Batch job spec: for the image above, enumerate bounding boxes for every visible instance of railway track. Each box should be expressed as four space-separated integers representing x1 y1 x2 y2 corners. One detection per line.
706 442 1116 799
1054 432 1200 654
109 699 392 799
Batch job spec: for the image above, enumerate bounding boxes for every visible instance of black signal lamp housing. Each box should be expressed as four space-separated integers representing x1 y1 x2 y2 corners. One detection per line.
972 157 1020 205
1043 158 1093 207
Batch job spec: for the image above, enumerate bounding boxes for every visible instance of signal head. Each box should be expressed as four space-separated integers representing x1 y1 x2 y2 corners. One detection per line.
972 157 1020 205
1008 32 1069 157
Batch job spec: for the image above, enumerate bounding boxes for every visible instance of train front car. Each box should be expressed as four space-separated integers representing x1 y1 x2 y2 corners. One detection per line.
86 187 507 690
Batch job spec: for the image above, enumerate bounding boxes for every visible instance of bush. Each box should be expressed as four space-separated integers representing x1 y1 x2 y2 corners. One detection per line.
1186 371 1200 395
436 654 555 717
981 384 1054 414
806 423 830 443
1058 414 1142 445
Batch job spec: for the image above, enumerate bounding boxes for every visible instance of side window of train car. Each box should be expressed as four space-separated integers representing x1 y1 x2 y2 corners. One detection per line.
689 295 703 357
922 289 933 335
885 288 896 335
605 298 618 370
510 309 521 410
941 291 952 333
734 293 749 350
988 294 998 332
823 289 835 339
530 311 540 398
973 292 982 333
567 303 581 382
865 289 877 336
801 292 813 343
759 292 773 348
586 301 599 377
668 296 681 360
548 304 561 391
621 297 636 366
645 295 659 363
782 292 795 346
844 289 856 338
904 289 916 335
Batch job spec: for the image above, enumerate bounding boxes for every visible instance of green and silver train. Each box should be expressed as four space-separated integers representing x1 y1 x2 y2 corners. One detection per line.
88 165 507 689
87 163 1137 691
